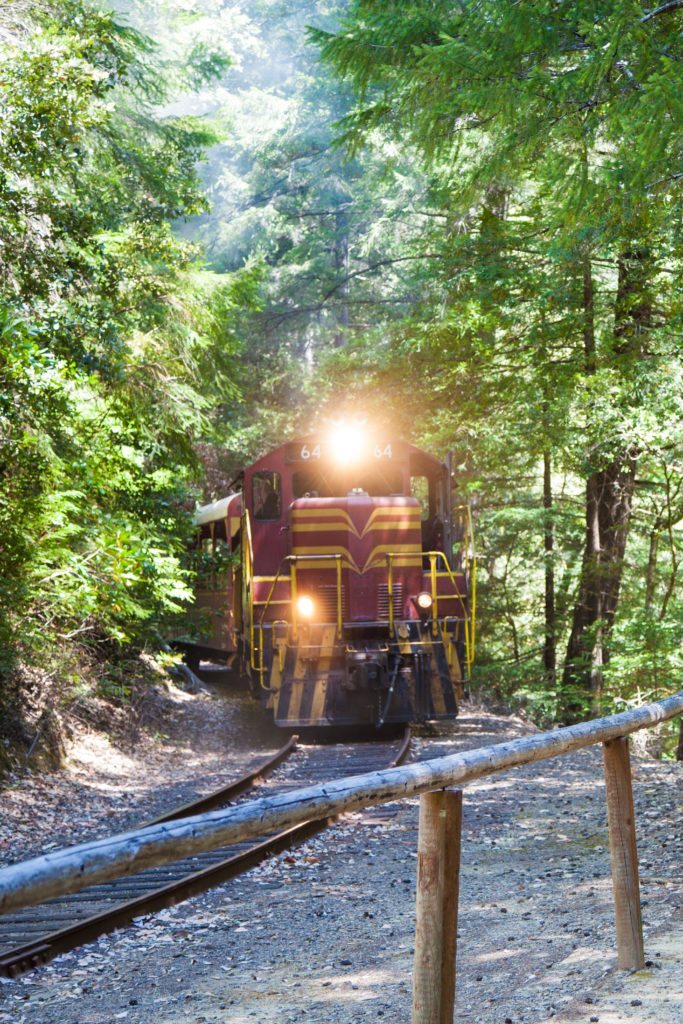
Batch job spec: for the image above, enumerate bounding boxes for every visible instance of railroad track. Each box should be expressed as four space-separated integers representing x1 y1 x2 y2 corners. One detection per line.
0 729 411 978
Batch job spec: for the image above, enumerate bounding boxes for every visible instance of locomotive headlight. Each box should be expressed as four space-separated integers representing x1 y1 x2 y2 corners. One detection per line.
416 591 433 611
329 421 363 465
296 595 315 619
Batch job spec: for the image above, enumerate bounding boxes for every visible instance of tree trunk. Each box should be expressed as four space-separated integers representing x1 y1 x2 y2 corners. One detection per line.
658 489 680 622
543 448 556 686
644 527 659 612
676 718 683 762
583 259 596 373
333 208 350 347
562 250 651 719
562 455 637 714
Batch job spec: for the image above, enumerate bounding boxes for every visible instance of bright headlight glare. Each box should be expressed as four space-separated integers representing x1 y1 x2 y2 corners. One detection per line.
296 595 315 619
416 591 433 611
328 421 363 465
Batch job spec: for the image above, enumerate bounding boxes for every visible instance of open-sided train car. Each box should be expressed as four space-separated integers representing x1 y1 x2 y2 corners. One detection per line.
181 429 476 728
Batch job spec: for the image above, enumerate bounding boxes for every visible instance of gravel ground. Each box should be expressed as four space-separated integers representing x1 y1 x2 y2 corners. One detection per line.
549 912 682 1024
0 701 681 1024
0 679 281 866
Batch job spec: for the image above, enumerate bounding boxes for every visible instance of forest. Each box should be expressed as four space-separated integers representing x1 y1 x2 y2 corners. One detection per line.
1 0 682 759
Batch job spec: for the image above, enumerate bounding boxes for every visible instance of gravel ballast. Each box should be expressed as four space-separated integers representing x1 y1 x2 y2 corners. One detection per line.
0 699 681 1023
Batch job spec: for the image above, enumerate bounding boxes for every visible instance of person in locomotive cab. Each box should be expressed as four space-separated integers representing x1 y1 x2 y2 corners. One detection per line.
261 487 280 519
427 513 444 552
254 474 281 520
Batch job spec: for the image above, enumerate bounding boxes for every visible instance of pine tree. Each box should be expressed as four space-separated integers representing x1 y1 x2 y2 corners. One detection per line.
313 0 683 717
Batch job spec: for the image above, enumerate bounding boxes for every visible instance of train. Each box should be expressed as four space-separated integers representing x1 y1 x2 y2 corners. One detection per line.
179 425 476 728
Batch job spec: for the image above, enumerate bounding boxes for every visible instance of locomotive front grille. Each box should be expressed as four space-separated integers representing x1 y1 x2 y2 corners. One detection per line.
377 583 404 621
316 585 348 622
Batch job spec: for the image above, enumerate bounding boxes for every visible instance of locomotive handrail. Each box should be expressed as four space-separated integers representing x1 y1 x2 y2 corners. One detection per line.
466 504 477 656
254 556 291 686
2 691 681 913
424 550 473 671
254 553 345 684
253 546 473 686
453 503 478 658
242 513 345 679
241 511 256 672
384 549 471 675
260 553 344 639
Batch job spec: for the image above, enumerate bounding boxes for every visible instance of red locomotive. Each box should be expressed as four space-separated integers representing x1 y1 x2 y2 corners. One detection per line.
184 426 475 728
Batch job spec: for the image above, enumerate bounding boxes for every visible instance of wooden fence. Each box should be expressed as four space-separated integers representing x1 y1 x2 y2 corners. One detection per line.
1 690 682 1023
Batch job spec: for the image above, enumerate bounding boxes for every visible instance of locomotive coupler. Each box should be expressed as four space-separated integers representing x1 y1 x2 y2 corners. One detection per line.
344 650 389 690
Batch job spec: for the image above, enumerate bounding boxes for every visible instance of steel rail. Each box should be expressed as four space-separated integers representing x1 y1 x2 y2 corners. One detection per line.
143 734 297 826
2 693 681 917
0 735 298 977
0 729 411 978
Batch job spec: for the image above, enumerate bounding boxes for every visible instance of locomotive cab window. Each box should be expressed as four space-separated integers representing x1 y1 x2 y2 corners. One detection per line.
253 471 282 520
410 476 431 521
412 473 443 552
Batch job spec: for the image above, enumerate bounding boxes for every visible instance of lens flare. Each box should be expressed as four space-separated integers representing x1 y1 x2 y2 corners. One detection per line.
296 595 315 619
328 422 364 464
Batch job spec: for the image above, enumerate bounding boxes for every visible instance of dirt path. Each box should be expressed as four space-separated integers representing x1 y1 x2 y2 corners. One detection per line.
0 704 681 1024
546 912 683 1024
0 679 281 867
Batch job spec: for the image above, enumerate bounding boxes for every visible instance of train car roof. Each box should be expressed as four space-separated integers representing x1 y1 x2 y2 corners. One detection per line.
194 492 241 527
247 433 445 472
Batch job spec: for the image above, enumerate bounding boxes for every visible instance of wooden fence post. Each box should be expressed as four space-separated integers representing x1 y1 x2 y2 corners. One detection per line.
602 737 645 970
412 789 463 1024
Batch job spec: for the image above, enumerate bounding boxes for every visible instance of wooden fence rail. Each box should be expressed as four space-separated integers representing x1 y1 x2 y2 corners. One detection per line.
1 690 682 1022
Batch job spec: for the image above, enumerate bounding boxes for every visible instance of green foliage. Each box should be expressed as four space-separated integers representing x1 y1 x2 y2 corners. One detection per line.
132 0 444 467
0 0 257 678
3 0 682 744
310 0 683 729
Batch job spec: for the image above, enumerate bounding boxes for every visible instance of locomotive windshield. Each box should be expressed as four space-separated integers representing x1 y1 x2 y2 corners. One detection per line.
292 466 403 498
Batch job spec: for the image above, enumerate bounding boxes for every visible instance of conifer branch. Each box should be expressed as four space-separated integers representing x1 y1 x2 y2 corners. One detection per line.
641 1 683 22
320 253 446 303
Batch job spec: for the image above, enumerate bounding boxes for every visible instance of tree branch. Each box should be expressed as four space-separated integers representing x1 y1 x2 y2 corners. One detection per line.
641 1 683 23
645 171 683 190
320 252 445 303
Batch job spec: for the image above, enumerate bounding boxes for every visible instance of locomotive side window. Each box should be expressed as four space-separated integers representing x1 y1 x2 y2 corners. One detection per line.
253 471 282 520
410 476 430 521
